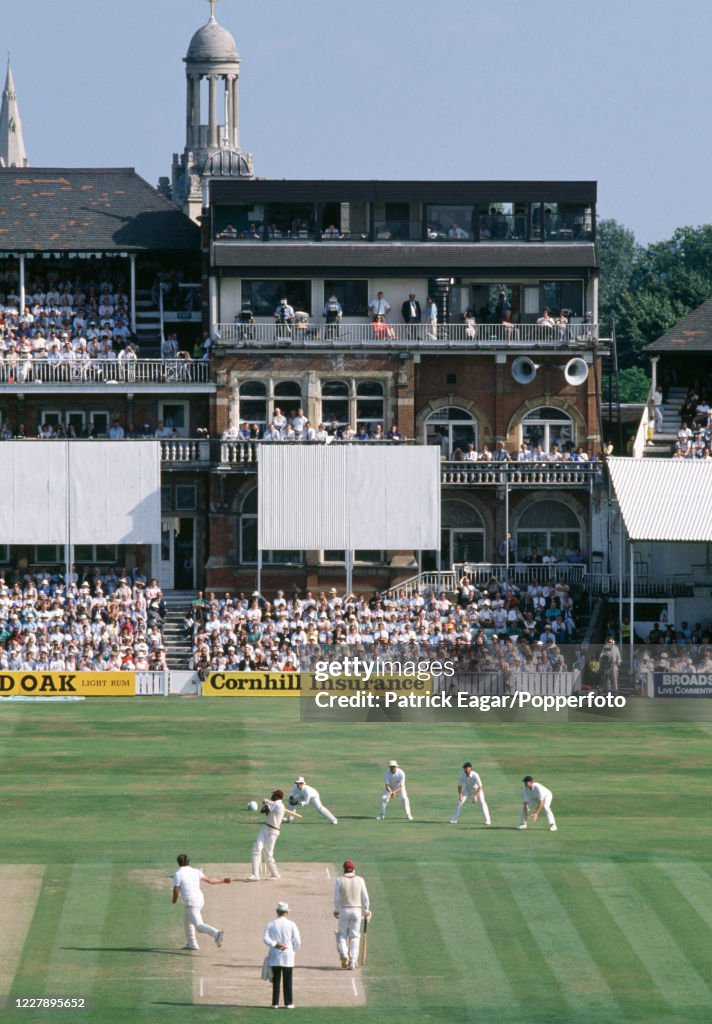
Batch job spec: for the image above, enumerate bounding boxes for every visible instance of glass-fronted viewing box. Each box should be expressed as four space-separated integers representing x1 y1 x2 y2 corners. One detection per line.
210 181 596 244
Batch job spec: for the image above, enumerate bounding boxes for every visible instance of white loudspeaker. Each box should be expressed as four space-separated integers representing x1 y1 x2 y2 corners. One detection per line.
562 358 589 386
511 357 539 384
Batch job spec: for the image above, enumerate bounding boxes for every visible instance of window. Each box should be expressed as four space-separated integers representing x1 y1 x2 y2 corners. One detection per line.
35 545 62 563
322 550 384 563
323 281 368 316
521 406 574 452
356 381 384 431
424 406 477 457
0 544 9 563
239 489 302 565
161 485 172 511
426 204 475 240
264 202 316 238
478 203 526 240
540 282 585 318
273 381 303 421
516 500 581 562
423 500 485 570
243 280 311 316
159 402 188 437
175 485 197 511
238 381 267 427
74 545 118 563
539 203 593 241
89 411 109 437
321 380 350 427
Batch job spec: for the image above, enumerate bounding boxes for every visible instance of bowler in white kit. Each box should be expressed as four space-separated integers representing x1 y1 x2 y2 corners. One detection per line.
287 776 337 824
450 761 491 825
378 760 412 820
171 853 230 950
518 775 557 830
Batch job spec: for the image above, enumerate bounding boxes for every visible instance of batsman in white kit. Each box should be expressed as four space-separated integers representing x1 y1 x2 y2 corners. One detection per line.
450 761 491 825
333 859 371 970
377 760 412 820
247 789 300 880
518 775 557 831
287 776 337 824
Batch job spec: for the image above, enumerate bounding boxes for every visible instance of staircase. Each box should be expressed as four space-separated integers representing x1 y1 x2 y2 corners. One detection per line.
161 590 197 669
644 386 684 457
134 289 162 355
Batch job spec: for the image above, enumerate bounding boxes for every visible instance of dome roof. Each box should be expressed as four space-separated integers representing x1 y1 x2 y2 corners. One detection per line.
203 148 253 178
186 17 239 62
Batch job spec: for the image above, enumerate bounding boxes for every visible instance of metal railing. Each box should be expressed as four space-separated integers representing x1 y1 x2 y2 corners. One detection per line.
0 358 210 386
584 572 695 597
217 321 602 349
457 563 587 587
441 461 599 486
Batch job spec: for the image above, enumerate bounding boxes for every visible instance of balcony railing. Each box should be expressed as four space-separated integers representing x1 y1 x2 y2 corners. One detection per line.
157 441 602 484
441 461 600 487
0 358 211 386
217 321 601 350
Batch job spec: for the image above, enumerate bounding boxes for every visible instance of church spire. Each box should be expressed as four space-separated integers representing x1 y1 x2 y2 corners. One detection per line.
0 56 29 168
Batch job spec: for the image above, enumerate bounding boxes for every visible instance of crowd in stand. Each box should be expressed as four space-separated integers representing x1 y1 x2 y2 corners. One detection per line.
186 574 581 678
0 567 167 671
0 272 138 380
449 440 594 462
673 387 712 458
221 413 401 443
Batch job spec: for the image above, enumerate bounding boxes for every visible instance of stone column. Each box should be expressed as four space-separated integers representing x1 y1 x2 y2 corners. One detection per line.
208 75 218 147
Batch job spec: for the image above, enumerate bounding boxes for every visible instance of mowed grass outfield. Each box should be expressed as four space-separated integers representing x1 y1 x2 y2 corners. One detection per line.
1 698 712 1024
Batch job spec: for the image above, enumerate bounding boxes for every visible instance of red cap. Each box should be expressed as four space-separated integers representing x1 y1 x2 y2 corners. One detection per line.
343 860 355 872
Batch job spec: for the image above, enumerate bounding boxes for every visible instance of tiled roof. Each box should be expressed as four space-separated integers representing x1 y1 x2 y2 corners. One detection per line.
646 297 712 352
0 168 199 252
608 457 712 541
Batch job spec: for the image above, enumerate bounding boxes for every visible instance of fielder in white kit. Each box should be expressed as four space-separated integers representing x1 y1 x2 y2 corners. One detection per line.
377 760 412 820
287 776 337 824
171 853 230 950
518 775 557 830
450 761 491 825
333 859 371 970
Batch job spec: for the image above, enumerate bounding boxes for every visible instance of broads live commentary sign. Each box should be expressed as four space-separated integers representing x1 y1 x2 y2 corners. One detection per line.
0 672 137 696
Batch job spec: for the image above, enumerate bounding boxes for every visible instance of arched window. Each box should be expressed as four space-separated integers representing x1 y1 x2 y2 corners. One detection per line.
321 380 350 427
239 489 302 565
273 380 302 422
516 500 581 562
424 406 477 457
521 406 574 454
238 381 267 428
356 381 384 431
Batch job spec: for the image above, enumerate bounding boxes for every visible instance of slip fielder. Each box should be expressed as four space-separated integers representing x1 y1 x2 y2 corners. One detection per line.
377 759 412 820
518 775 557 831
450 761 491 825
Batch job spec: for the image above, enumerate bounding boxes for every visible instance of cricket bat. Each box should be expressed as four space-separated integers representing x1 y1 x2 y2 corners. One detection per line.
360 915 368 966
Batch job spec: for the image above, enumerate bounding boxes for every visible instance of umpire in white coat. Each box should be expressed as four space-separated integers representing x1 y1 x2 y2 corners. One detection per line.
263 901 301 1009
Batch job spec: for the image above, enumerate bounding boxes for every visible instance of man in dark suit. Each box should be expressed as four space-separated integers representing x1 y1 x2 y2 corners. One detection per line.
401 293 421 339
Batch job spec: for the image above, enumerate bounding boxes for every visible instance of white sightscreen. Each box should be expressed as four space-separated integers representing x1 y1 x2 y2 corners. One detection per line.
258 445 441 550
0 441 161 545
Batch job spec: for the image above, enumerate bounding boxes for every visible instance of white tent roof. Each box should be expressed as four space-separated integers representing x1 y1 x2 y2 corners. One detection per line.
608 457 712 542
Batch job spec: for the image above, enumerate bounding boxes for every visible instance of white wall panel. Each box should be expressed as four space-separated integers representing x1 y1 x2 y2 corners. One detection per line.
0 443 68 543
259 445 440 551
0 441 160 545
69 442 161 544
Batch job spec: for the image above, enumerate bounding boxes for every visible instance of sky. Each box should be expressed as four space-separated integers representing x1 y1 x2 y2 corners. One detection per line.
2 0 710 245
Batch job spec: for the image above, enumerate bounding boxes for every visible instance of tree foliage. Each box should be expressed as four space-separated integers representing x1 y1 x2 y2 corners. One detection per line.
598 222 712 370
